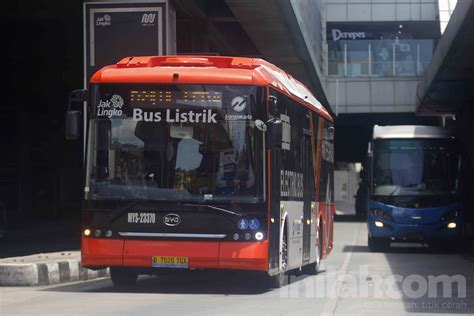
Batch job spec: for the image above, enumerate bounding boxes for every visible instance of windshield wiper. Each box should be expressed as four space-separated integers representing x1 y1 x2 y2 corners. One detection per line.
182 203 243 216
382 185 401 202
108 200 142 223
381 183 425 202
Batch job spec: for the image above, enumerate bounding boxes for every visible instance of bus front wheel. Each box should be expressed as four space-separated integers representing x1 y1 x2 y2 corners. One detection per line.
305 226 323 275
368 236 390 252
110 267 138 287
267 233 288 288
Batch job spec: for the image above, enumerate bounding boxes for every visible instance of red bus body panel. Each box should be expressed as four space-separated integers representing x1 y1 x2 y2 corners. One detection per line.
82 237 268 272
90 56 333 122
218 241 268 271
81 238 124 266
122 240 220 268
317 202 335 258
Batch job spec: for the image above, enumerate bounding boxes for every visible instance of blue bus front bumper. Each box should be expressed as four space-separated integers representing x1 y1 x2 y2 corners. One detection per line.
368 214 462 241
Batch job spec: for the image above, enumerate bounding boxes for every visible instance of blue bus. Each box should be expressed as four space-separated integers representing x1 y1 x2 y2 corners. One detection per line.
366 125 462 251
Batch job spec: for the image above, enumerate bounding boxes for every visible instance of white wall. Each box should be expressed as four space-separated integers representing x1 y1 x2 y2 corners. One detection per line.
327 77 420 114
325 0 439 22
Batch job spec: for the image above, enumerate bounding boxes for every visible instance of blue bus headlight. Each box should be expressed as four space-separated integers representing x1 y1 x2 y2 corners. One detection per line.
447 222 457 229
440 210 458 222
371 209 393 221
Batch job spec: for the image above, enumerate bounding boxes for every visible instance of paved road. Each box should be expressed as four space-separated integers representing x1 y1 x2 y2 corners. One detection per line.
1 222 473 315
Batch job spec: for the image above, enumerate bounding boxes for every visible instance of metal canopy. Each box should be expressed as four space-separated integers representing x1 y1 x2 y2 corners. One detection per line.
224 0 331 114
417 0 474 114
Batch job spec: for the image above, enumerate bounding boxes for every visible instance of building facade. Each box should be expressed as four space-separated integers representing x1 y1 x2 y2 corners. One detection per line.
323 0 441 115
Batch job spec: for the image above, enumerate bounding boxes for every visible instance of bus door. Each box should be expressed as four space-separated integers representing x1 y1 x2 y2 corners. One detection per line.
322 121 335 254
302 128 314 265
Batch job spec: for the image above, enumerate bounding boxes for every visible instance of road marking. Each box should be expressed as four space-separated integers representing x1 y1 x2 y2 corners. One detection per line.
320 222 361 316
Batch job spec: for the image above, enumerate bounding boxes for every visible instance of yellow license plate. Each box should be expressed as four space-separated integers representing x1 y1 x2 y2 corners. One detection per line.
152 256 188 268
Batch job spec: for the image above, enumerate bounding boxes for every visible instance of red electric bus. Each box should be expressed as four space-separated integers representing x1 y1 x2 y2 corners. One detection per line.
66 56 335 288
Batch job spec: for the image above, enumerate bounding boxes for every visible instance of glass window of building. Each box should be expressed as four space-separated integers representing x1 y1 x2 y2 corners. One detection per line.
327 22 440 78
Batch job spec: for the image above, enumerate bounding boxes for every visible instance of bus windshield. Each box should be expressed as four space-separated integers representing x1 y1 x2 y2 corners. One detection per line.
87 84 263 203
372 139 459 197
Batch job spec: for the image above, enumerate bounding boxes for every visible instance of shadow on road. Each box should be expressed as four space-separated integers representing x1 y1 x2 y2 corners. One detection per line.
381 246 474 314
44 270 291 295
44 268 320 296
334 215 366 223
342 243 468 255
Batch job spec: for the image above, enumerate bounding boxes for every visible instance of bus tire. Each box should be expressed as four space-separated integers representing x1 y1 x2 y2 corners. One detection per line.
368 236 389 252
305 226 322 275
110 267 138 287
267 233 288 288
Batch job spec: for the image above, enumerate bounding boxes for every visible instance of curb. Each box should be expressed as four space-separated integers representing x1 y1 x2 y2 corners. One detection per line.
0 260 109 286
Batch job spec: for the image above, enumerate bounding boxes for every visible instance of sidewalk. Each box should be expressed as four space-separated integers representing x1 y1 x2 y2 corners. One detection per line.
0 251 109 286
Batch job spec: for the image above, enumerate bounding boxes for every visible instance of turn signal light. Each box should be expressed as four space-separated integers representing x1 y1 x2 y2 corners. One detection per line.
441 210 458 222
372 209 393 221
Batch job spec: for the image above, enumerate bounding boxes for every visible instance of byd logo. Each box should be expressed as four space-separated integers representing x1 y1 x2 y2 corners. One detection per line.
163 213 181 226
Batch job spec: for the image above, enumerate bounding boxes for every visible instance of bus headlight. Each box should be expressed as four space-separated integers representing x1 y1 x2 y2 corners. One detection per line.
447 222 457 229
374 221 384 228
94 229 102 237
371 209 393 221
83 228 91 236
255 232 264 240
244 233 252 240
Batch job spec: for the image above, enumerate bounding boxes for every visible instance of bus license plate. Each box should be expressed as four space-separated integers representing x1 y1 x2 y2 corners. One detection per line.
152 256 188 268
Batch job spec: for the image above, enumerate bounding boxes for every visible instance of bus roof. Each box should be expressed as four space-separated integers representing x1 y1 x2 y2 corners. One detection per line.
90 55 332 121
373 125 451 139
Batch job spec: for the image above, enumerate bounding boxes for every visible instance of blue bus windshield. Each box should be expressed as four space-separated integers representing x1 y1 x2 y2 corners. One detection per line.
372 139 459 197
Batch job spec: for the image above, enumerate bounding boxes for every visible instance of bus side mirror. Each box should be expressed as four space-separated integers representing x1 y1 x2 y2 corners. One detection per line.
266 95 282 149
266 117 282 149
65 89 87 140
65 110 81 140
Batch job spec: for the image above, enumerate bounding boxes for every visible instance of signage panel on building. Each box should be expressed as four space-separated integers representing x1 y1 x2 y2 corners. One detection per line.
327 21 441 41
84 1 176 85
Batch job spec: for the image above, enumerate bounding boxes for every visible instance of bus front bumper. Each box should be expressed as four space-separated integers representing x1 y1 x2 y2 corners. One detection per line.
81 237 269 272
368 217 462 241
